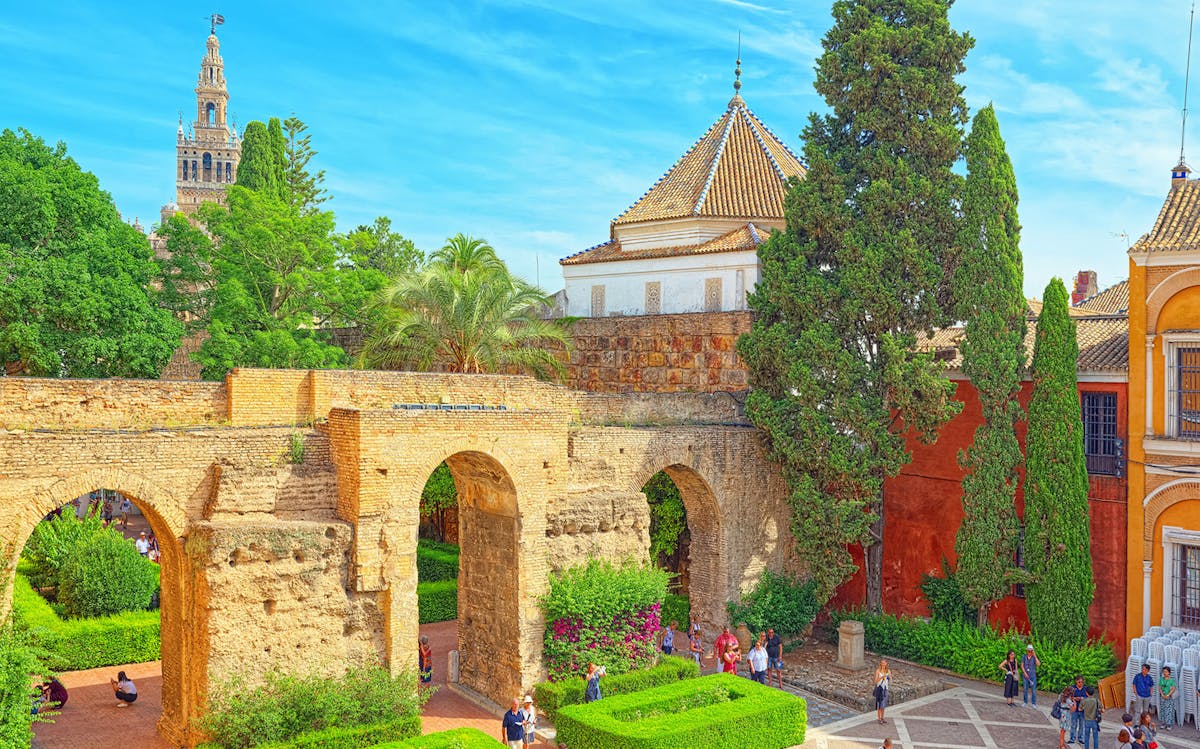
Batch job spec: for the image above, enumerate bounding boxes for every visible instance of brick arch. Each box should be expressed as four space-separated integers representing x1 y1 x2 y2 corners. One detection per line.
7 467 195 745
1142 478 1200 559
1147 266 1200 334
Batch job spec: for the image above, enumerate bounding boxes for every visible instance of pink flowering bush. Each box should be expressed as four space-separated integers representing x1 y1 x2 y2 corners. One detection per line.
542 560 669 681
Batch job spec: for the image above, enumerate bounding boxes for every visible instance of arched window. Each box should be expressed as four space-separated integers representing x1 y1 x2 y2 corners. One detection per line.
191 160 197 181
225 162 232 182
205 103 215 126
181 161 188 181
202 153 212 181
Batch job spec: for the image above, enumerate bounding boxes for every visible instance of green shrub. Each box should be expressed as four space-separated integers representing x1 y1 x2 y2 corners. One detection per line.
417 540 459 583
373 727 504 748
200 665 428 749
12 573 160 670
827 609 1116 692
255 716 420 748
726 571 819 638
660 594 690 631
417 580 457 624
554 673 805 749
534 655 699 722
22 508 107 590
0 620 44 748
919 559 975 625
58 531 158 618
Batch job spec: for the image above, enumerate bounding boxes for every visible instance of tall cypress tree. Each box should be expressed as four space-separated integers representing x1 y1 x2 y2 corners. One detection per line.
1024 278 1093 646
952 105 1026 626
739 0 971 607
235 120 283 197
267 117 288 200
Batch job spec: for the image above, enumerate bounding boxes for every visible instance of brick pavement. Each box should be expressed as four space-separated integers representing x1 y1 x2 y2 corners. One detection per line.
33 660 172 749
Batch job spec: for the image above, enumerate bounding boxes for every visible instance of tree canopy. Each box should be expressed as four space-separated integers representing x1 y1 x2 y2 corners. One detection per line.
0 128 182 377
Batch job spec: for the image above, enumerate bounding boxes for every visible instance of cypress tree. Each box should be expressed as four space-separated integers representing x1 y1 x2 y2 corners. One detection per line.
267 117 288 200
739 0 971 607
1024 278 1093 647
235 120 282 196
952 105 1026 626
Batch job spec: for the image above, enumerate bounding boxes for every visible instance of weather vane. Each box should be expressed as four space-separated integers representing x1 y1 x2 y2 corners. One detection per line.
210 12 225 35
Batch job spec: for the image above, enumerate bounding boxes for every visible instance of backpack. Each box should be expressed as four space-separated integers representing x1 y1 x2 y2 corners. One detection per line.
1050 701 1063 720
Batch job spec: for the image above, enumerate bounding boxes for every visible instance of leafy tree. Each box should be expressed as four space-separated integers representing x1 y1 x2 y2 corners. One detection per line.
420 462 457 543
643 472 688 579
737 0 970 607
0 621 44 745
0 128 182 377
338 217 424 279
952 105 1026 626
235 120 284 197
362 235 570 379
57 530 159 618
267 117 288 196
1024 278 1093 647
155 212 216 330
23 506 107 591
283 116 328 214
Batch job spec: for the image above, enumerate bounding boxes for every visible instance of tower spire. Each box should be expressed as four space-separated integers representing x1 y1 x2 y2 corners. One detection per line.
729 32 744 108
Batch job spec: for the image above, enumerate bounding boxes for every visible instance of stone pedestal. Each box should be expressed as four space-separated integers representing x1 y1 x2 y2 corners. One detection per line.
835 620 868 672
448 649 460 683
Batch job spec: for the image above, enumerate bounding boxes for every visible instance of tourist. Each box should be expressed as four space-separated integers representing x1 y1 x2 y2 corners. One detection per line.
877 740 892 749
722 640 741 674
33 677 68 714
521 695 538 746
747 634 768 684
584 662 604 703
1120 712 1135 737
1131 664 1154 718
765 626 784 688
501 698 525 749
148 533 160 563
689 627 703 666
1057 687 1074 749
102 500 113 525
119 496 131 528
135 531 151 557
1115 728 1133 749
1081 685 1102 749
714 625 737 665
1021 643 1040 707
999 649 1019 707
1132 727 1149 749
418 635 433 687
1159 666 1177 730
110 670 137 708
1069 675 1088 745
1137 710 1157 745
661 621 676 656
874 659 891 725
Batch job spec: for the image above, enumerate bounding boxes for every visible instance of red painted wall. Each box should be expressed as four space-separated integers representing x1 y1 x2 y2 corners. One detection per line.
830 378 1128 658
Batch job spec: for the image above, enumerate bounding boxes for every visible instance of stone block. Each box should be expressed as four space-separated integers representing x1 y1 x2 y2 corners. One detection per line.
836 619 869 672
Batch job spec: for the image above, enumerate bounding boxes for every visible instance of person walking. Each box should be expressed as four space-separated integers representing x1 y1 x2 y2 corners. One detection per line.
999 650 1019 707
584 662 604 703
765 626 784 688
747 635 768 684
874 659 891 725
418 635 433 687
110 671 137 708
1131 664 1154 718
1021 644 1040 707
1056 687 1074 749
501 698 525 749
119 496 131 529
1069 675 1088 745
1080 685 1102 749
661 621 676 656
689 627 703 667
1159 666 1178 730
521 695 538 746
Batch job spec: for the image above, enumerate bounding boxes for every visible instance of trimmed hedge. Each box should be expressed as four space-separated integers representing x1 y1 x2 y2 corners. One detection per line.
254 716 420 749
828 609 1117 692
555 673 805 749
12 573 160 670
416 540 459 583
417 580 457 624
58 530 159 618
373 727 503 748
534 655 699 722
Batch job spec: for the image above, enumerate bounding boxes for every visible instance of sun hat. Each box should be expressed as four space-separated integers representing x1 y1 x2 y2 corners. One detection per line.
523 695 533 703
1026 644 1033 650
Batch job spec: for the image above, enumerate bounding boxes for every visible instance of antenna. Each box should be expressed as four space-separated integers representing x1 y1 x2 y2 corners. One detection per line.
1182 2 1196 165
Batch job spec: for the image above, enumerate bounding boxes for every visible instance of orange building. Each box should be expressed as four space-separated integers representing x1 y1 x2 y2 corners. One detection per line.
1126 164 1200 638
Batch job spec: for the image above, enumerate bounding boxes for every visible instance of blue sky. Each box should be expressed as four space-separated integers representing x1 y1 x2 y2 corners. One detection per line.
3 1 1194 298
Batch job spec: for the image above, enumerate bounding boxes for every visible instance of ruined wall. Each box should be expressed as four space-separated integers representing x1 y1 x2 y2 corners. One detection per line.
0 376 227 429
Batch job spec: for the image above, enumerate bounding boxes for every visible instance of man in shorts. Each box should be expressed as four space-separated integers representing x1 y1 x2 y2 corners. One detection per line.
765 627 784 688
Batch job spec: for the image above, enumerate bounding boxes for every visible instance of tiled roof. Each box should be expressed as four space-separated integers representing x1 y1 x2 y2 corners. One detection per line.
1074 279 1129 314
1025 298 1109 319
1130 179 1200 254
561 223 766 266
612 95 806 226
922 315 1128 373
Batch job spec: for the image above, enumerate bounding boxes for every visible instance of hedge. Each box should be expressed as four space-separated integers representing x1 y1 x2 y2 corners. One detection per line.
253 716 420 749
533 655 699 722
372 727 503 748
416 540 459 583
12 573 160 670
554 673 805 749
828 609 1117 692
417 580 457 624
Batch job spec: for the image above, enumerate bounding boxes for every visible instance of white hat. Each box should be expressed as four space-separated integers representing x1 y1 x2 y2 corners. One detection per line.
523 695 533 703
1026 644 1034 650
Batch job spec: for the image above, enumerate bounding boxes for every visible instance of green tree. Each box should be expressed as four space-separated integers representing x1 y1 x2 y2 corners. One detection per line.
235 121 284 197
952 105 1026 627
283 116 328 214
337 217 424 279
737 0 970 607
57 530 159 618
1024 278 1093 647
643 472 688 579
0 128 182 377
420 463 457 542
155 212 216 330
0 621 43 746
362 235 569 379
267 117 288 197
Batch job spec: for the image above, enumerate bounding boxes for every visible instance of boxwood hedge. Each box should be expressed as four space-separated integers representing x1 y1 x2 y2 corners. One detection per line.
12 573 160 670
416 540 459 583
372 727 503 747
533 655 699 722
554 673 805 749
253 716 420 749
417 580 457 624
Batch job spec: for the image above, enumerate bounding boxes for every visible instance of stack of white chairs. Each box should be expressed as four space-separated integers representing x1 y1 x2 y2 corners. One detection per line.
1127 648 1146 713
1181 648 1200 727
1148 640 1166 711
1187 632 1200 646
1149 626 1166 638
1165 644 1184 724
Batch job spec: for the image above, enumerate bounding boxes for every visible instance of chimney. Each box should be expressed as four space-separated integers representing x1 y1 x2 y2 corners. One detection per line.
1072 270 1098 306
1173 161 1192 189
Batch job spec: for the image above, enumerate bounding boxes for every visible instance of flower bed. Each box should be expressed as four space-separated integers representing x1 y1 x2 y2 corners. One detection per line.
554 673 806 749
533 654 698 721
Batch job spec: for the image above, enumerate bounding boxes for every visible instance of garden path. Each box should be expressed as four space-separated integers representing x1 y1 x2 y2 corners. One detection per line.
32 660 170 749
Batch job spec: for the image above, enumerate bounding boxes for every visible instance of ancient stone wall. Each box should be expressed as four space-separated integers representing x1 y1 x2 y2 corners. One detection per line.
0 376 227 429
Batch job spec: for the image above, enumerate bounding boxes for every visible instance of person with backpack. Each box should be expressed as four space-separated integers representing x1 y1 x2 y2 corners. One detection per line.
1053 687 1074 749
1080 685 1103 749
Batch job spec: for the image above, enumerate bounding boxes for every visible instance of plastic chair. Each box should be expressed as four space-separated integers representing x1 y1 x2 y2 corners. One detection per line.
1131 638 1149 658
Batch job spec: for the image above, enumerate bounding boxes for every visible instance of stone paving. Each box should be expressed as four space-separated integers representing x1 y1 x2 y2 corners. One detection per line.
33 660 172 749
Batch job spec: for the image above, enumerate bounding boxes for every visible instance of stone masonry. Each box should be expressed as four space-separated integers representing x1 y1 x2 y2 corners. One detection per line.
0 369 789 746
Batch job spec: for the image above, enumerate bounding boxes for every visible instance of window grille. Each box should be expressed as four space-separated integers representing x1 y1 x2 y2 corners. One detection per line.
1081 392 1120 475
1173 544 1200 628
1171 347 1200 440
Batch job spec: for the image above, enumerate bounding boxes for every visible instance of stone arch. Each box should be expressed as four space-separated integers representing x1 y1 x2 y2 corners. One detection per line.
8 467 194 745
1147 266 1200 334
1143 478 1200 559
630 455 725 633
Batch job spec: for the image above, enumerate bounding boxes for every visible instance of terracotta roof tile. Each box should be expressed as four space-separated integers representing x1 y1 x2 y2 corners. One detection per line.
561 223 766 266
1074 279 1129 314
1131 180 1200 254
612 97 805 226
1026 298 1109 318
920 315 1128 373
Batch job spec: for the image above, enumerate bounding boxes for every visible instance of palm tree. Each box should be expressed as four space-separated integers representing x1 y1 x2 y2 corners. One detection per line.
361 236 570 379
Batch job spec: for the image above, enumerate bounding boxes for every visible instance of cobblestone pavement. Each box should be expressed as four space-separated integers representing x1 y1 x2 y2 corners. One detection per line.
781 683 861 727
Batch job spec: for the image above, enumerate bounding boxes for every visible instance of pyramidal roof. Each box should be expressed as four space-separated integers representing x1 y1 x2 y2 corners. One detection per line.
612 94 806 226
1131 178 1200 254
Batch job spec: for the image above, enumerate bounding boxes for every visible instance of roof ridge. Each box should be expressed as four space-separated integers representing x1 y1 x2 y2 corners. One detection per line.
691 108 738 215
612 111 728 225
740 104 807 170
740 107 789 182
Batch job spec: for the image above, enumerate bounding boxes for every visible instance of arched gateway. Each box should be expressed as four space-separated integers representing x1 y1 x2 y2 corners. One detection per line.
0 370 790 745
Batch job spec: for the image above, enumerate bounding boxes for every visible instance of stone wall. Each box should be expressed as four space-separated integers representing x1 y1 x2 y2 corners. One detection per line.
0 376 227 429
